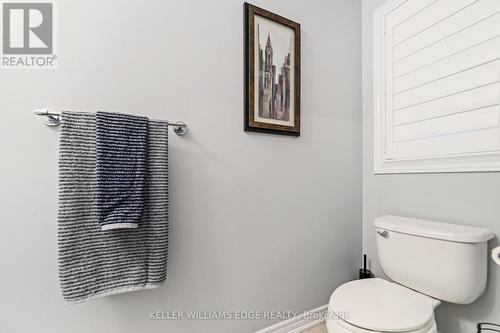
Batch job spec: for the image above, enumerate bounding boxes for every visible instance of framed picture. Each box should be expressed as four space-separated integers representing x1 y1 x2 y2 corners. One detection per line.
244 3 301 136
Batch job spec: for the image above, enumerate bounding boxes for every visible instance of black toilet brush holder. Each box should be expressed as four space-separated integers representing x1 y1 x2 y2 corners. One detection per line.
359 254 374 279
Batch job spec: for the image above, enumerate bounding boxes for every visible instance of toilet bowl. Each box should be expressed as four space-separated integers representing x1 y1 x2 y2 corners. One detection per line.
326 215 493 333
326 278 440 333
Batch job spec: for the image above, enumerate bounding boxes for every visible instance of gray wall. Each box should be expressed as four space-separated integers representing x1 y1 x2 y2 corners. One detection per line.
0 1 362 332
362 0 500 332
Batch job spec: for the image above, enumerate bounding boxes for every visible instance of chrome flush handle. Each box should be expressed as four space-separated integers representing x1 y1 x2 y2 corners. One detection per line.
377 230 389 238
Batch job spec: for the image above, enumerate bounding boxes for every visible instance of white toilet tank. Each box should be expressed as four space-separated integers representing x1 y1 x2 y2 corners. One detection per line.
375 215 494 304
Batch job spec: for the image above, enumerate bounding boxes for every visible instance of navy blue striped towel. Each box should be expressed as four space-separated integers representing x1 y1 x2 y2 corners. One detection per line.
96 111 148 230
58 111 169 303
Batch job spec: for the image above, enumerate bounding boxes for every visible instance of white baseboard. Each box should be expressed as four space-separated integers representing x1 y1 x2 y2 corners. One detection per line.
254 305 328 333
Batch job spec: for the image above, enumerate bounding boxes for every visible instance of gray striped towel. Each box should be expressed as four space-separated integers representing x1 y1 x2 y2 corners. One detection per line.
96 111 148 230
58 111 169 304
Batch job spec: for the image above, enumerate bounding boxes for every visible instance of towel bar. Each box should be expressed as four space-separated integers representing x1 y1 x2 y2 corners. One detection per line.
34 108 188 136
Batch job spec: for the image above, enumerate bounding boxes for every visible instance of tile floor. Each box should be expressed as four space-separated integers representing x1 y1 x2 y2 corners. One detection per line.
303 322 327 333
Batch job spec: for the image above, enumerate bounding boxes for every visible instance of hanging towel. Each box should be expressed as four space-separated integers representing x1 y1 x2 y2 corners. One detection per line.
96 111 148 230
58 111 169 304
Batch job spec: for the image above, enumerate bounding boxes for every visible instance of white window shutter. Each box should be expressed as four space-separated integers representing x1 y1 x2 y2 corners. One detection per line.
374 0 500 173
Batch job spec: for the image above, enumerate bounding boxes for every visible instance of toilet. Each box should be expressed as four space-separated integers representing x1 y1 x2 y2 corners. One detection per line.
326 215 494 333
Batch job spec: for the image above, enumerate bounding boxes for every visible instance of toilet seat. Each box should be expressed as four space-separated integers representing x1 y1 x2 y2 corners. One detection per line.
327 278 437 333
326 313 437 333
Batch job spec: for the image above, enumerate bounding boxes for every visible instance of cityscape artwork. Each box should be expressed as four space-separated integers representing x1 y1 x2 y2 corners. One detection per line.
245 3 300 136
257 23 291 122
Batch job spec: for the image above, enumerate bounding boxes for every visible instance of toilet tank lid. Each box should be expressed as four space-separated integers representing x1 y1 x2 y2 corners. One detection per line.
374 215 494 243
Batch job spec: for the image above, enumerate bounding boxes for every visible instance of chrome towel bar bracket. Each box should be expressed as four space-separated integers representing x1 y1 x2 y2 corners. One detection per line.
34 108 188 136
34 109 61 127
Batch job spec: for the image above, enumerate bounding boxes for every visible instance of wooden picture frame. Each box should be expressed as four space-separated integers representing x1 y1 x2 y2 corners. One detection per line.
244 3 301 136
